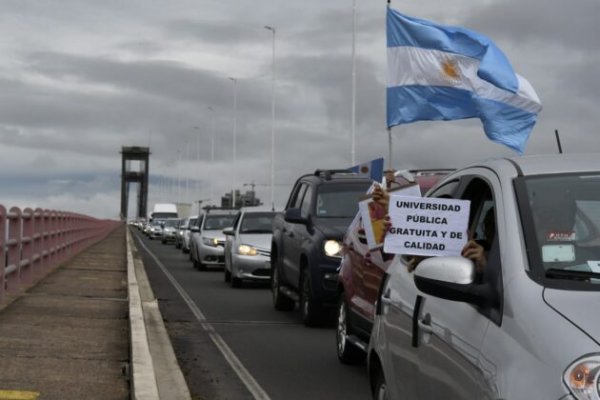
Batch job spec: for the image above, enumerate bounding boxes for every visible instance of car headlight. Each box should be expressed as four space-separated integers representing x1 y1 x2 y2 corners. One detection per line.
202 237 219 247
564 355 600 400
238 244 258 256
324 240 342 257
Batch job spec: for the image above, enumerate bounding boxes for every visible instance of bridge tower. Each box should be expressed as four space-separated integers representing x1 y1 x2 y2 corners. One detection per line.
120 146 150 220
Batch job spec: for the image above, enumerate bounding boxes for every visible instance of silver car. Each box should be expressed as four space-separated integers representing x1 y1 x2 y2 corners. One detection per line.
190 209 237 270
179 216 198 254
368 154 600 400
160 218 179 244
223 207 276 288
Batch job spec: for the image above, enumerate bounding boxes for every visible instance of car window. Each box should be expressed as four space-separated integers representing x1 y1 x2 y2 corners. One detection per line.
290 183 307 209
428 179 460 199
188 218 197 228
240 212 276 234
164 219 179 227
315 183 370 218
231 212 242 229
203 214 236 230
300 186 313 219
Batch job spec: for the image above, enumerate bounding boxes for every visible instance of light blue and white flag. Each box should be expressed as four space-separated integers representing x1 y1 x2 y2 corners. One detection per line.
386 8 542 153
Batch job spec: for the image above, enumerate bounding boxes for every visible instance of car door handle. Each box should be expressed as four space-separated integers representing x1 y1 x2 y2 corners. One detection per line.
418 313 433 334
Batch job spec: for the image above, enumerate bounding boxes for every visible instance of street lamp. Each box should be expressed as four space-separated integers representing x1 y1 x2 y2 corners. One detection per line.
228 77 238 208
208 106 215 205
264 25 276 210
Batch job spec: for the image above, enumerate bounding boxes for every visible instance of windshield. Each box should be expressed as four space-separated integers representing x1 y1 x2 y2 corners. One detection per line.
240 212 276 234
204 214 235 230
163 219 179 227
522 173 600 285
315 183 370 218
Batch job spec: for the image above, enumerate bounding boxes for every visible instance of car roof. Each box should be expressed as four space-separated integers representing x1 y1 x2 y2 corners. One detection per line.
298 169 373 185
203 208 237 216
459 154 600 178
239 206 277 213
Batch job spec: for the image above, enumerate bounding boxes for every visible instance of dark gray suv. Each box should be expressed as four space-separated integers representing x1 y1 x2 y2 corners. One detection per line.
271 170 372 326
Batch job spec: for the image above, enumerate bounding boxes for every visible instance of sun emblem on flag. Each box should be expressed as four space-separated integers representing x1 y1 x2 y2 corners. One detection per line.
440 59 461 83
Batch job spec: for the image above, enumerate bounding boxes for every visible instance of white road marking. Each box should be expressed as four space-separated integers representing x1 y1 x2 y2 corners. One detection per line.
136 238 272 400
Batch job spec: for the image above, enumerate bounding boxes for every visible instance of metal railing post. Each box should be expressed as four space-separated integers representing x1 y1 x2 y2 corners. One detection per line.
0 205 6 302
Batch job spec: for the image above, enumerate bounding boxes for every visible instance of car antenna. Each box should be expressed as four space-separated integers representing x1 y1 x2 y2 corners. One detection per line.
554 129 563 154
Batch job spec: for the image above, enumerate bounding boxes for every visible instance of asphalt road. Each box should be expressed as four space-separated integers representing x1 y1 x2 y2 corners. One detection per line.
132 230 372 400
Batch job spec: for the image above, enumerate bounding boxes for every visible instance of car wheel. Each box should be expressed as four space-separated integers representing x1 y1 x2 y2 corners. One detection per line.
231 277 242 288
300 270 324 327
373 369 389 400
336 296 365 364
272 265 294 311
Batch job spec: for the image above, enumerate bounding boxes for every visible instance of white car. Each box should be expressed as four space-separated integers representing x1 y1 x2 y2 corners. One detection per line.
368 154 600 400
177 216 198 253
190 209 237 270
223 207 277 288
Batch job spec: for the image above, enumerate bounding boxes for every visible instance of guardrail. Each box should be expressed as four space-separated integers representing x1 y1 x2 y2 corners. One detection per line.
0 205 122 303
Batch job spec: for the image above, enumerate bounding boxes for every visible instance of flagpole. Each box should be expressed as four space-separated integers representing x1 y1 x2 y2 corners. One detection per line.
351 0 357 166
387 0 392 170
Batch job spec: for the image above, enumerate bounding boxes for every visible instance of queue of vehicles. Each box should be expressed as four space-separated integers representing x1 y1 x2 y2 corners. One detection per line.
132 155 600 400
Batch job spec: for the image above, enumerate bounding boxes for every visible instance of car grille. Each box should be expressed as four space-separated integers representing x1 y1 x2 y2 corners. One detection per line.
253 268 271 277
256 249 270 257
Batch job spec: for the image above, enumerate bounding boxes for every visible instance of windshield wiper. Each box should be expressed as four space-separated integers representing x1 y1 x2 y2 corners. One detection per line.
545 268 600 281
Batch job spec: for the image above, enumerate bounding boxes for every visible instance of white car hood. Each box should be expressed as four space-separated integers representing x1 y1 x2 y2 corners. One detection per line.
544 288 600 345
238 233 272 251
202 230 225 240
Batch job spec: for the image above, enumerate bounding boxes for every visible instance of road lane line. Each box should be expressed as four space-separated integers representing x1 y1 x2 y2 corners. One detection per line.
136 238 272 400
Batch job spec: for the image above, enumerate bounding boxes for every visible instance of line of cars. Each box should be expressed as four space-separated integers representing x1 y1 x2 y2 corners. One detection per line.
138 205 278 289
136 154 600 400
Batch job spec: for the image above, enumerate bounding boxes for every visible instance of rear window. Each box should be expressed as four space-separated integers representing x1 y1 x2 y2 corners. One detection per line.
240 212 276 234
203 214 236 230
316 182 370 218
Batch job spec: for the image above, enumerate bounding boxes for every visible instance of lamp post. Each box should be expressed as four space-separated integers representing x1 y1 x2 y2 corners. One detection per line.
208 106 215 205
264 25 276 210
193 126 201 200
228 77 238 208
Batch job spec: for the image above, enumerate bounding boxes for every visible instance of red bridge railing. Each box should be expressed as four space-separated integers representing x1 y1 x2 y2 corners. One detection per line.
0 205 122 303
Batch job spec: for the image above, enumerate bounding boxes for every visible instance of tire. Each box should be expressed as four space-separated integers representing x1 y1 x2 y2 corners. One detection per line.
373 369 389 400
336 296 365 364
300 270 324 327
272 264 294 311
231 277 242 288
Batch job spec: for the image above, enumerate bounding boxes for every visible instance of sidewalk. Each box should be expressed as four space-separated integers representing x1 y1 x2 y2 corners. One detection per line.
0 225 129 399
0 225 192 400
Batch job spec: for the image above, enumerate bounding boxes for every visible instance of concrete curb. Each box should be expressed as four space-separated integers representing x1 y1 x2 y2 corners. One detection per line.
127 229 192 400
127 229 161 400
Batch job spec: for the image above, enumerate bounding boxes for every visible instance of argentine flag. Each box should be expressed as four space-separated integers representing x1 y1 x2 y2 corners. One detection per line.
386 8 542 154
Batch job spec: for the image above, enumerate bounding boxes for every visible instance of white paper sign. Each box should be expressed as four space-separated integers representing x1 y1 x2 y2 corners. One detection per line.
359 184 422 250
383 196 471 257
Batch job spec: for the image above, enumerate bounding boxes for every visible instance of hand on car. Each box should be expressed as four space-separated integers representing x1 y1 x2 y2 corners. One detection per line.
461 239 486 273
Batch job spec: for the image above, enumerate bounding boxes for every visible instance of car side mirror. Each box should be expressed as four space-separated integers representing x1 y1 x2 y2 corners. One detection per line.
223 227 235 236
413 256 489 306
190 226 199 232
284 208 308 225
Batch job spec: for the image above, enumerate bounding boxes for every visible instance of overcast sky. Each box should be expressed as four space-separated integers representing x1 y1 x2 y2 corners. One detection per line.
1 0 598 219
